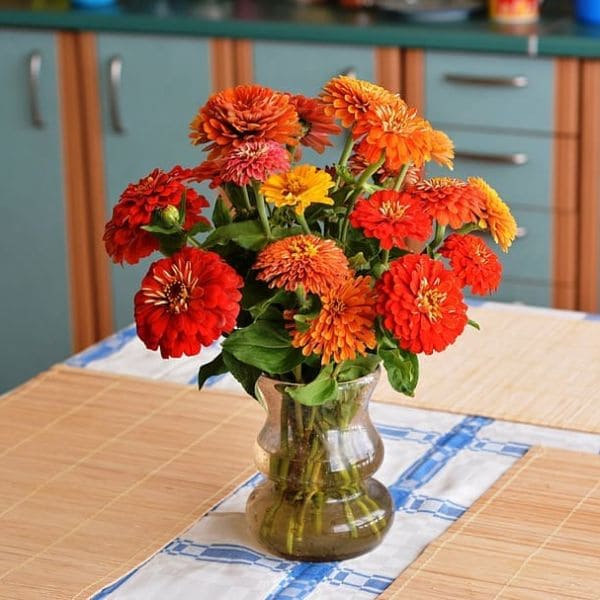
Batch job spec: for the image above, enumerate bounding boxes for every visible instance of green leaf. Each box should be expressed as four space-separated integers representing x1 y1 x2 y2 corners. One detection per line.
222 320 303 374
141 224 177 235
337 355 381 383
178 189 187 224
203 220 267 251
212 196 233 227
249 289 291 319
271 225 303 240
158 233 187 257
378 347 419 397
198 353 227 391
468 319 481 330
222 350 262 399
187 220 212 236
286 364 338 406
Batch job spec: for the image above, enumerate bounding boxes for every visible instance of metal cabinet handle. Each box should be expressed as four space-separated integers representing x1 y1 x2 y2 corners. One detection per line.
340 66 357 78
455 150 529 166
108 55 125 134
444 74 528 88
28 51 44 129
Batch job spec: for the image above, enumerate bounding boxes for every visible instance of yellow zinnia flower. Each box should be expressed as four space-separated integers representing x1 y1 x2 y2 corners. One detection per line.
261 165 334 215
468 177 517 252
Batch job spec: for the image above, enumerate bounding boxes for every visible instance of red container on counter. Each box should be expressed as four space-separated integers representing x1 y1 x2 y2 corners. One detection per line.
489 0 540 23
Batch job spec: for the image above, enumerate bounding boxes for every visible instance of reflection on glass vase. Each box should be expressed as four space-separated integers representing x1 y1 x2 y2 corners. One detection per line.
246 367 393 561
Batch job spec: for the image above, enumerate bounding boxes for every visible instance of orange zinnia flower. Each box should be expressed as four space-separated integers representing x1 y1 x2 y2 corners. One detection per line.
189 85 301 158
468 177 517 252
349 190 432 250
440 234 502 296
354 98 435 170
320 76 392 128
134 247 243 359
254 234 351 295
291 276 377 364
376 254 468 355
261 165 334 215
289 94 341 153
408 177 484 230
429 129 454 170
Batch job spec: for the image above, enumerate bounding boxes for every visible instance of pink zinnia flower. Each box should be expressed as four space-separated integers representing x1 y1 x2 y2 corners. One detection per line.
222 140 291 186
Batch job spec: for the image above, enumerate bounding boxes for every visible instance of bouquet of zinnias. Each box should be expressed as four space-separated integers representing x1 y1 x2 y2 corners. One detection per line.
104 77 517 560
104 77 517 395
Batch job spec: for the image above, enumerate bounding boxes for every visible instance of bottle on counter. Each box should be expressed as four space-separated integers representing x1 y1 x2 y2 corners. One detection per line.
489 0 541 23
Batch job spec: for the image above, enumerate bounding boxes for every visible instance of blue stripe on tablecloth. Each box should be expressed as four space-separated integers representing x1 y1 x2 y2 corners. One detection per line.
389 415 492 508
66 325 137 367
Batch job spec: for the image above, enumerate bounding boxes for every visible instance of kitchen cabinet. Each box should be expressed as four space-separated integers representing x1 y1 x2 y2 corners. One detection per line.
420 50 579 309
0 30 94 393
82 33 220 336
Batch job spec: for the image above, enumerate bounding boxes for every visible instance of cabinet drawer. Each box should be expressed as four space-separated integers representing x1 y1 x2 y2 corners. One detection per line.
425 52 554 133
427 128 553 211
487 207 552 285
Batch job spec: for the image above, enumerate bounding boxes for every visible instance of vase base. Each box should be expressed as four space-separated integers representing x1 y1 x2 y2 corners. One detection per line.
246 477 394 561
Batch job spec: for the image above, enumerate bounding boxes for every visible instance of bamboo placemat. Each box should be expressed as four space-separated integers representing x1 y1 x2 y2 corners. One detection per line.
375 306 600 433
381 446 600 599
0 365 262 600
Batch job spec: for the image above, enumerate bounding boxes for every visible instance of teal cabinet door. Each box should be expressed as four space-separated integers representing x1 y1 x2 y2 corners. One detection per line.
97 33 212 330
0 30 72 392
252 41 375 167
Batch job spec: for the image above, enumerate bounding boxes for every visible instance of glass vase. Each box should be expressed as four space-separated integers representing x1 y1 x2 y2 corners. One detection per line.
246 367 393 561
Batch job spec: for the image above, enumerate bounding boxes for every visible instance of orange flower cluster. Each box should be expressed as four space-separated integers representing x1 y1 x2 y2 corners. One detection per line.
290 276 378 365
321 76 453 172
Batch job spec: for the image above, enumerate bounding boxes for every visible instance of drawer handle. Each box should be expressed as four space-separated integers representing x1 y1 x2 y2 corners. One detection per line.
516 226 527 239
108 55 126 134
444 74 528 88
455 150 528 166
28 51 44 129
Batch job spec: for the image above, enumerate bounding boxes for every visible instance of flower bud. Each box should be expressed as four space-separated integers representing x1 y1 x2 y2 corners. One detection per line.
160 205 181 229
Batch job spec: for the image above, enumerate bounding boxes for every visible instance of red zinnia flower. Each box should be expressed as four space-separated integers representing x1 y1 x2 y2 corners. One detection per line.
288 94 341 153
349 190 432 250
104 166 209 265
407 177 484 230
376 254 468 354
134 247 243 359
440 234 502 296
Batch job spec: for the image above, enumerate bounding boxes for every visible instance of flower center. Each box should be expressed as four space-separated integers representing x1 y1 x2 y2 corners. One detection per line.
145 261 197 314
379 200 408 220
289 239 318 259
282 175 307 199
328 298 346 315
418 177 465 191
416 278 446 322
164 281 189 313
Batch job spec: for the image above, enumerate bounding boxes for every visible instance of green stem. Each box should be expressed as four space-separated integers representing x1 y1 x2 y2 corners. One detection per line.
241 185 253 211
381 249 390 267
340 152 386 244
187 236 203 249
393 162 411 192
430 222 447 252
334 131 355 190
254 184 272 240
297 212 311 235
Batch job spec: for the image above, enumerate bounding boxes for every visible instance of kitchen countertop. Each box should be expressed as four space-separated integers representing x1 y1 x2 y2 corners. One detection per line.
1 0 598 57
